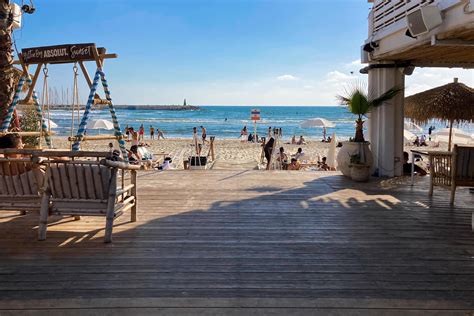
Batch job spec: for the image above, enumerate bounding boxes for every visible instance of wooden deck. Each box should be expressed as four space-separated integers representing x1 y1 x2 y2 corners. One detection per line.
1 170 474 315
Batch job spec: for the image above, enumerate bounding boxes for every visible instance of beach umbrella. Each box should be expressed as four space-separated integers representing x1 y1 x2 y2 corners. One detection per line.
326 132 338 170
46 119 58 129
433 128 473 145
300 118 336 140
404 121 422 132
405 78 474 150
86 119 114 130
86 119 114 135
403 129 417 144
300 118 336 128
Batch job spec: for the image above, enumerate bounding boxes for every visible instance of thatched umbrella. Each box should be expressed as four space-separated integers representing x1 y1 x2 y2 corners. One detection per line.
404 78 474 150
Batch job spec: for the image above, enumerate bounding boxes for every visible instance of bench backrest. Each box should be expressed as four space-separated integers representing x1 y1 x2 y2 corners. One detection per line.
46 161 113 201
455 145 474 182
0 159 44 197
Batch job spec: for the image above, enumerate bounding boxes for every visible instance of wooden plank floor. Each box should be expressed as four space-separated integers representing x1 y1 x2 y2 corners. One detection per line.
1 170 474 315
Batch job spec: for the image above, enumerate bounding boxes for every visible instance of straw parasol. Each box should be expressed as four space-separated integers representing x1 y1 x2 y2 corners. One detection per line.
404 78 474 150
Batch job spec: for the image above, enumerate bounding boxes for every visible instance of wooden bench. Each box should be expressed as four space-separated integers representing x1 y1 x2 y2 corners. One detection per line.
38 157 140 243
428 145 474 230
0 156 45 214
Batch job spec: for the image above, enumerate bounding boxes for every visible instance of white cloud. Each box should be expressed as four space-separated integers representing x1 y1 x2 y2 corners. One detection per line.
405 68 474 96
276 74 299 81
349 59 361 66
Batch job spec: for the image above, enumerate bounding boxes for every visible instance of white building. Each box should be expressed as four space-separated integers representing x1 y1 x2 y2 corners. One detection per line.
362 0 474 177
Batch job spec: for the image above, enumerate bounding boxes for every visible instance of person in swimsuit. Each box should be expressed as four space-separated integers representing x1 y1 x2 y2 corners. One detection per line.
200 126 208 144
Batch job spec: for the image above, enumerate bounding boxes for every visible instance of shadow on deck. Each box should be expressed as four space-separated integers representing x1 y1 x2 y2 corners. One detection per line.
0 171 473 315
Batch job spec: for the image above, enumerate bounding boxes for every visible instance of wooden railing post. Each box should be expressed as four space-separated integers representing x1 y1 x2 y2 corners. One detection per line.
131 170 137 222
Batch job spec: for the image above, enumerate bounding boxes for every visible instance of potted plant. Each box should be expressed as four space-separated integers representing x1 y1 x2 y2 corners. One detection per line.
335 83 401 178
349 153 371 182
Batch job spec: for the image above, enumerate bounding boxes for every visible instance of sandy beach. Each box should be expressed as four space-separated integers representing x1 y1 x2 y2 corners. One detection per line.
50 137 335 170
48 136 451 171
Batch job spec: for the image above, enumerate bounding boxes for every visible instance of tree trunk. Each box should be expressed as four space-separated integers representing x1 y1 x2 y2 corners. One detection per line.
0 0 14 128
354 118 365 142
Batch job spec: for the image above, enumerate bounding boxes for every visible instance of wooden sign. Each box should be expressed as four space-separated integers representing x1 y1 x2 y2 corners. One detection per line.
21 43 98 64
251 109 261 121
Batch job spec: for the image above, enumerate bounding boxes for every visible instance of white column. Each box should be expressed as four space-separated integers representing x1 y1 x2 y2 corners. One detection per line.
367 66 405 177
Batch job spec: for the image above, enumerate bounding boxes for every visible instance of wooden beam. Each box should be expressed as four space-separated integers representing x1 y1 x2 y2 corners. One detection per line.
25 63 43 102
79 61 93 89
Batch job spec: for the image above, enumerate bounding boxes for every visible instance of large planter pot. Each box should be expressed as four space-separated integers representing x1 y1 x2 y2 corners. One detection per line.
350 164 371 182
336 141 374 177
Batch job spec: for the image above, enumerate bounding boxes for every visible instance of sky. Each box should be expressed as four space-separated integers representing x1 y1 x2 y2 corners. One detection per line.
12 0 474 106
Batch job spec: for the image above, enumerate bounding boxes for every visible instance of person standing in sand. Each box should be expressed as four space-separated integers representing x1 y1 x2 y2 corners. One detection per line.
193 127 200 154
263 136 275 170
139 124 145 141
150 126 155 140
200 126 208 144
130 127 139 146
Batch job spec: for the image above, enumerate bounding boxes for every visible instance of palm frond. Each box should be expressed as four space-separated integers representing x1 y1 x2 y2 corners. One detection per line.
370 86 403 108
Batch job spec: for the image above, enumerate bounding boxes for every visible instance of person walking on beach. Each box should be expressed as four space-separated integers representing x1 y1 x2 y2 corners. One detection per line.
150 126 155 140
263 136 275 170
139 124 145 141
200 126 208 144
157 129 165 140
267 127 272 138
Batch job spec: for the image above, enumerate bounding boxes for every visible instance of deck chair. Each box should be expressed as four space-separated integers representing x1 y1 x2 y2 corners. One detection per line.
38 158 139 243
429 145 474 230
0 157 45 214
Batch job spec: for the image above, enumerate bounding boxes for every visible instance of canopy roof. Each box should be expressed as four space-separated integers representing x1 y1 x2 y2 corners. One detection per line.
404 79 474 125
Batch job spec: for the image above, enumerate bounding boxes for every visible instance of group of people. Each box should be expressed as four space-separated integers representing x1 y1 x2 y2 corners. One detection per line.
124 124 165 143
413 135 428 147
289 135 306 145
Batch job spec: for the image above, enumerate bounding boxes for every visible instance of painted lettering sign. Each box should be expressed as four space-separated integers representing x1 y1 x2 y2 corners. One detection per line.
22 43 97 64
251 109 260 121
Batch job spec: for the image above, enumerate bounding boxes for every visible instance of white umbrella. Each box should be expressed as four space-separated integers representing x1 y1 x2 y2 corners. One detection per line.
46 119 58 129
301 118 335 141
326 132 338 170
300 118 336 128
404 121 422 132
433 128 473 145
86 119 114 130
404 129 417 144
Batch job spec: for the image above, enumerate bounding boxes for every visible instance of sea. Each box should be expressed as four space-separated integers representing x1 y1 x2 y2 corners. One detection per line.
49 106 474 140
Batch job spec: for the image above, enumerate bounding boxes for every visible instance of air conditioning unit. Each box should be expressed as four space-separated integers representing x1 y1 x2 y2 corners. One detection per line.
406 6 442 37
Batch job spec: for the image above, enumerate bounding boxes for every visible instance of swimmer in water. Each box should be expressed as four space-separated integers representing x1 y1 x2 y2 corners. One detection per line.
225 118 227 122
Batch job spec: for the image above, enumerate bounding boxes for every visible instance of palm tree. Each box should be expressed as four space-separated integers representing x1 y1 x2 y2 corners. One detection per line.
337 83 402 142
0 0 14 127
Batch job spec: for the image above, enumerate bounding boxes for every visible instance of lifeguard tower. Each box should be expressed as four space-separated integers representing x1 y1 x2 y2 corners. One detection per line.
362 0 474 177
